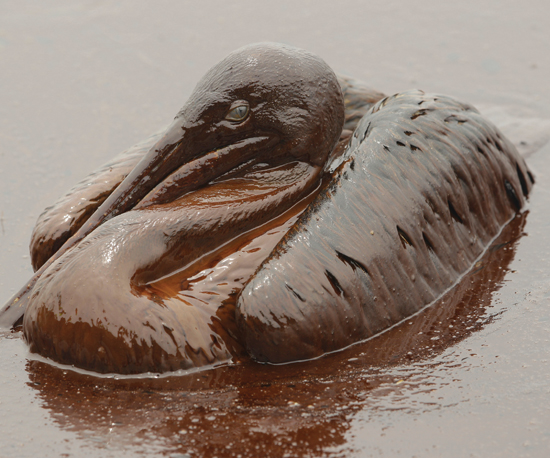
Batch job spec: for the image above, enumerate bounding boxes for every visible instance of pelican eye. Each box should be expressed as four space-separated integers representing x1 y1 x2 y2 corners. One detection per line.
225 102 249 122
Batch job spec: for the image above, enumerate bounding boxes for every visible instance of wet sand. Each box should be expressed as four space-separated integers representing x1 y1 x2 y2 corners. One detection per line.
1 1 550 457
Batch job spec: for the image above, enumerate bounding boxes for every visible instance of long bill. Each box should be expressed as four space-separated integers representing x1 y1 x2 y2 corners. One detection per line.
0 119 253 329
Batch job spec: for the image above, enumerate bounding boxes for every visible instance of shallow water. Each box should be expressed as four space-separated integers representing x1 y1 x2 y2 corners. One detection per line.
1 1 550 457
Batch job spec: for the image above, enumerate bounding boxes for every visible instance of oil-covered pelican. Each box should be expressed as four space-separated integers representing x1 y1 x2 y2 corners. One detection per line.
0 43 532 374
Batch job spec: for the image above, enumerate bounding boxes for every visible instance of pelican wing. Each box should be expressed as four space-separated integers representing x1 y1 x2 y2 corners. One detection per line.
237 90 533 363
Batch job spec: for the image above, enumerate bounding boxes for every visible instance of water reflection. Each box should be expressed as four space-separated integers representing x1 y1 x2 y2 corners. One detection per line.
25 212 527 457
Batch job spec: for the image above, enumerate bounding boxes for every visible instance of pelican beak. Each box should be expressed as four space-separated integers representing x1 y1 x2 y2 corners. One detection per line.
90 118 190 223
78 116 277 233
0 116 273 328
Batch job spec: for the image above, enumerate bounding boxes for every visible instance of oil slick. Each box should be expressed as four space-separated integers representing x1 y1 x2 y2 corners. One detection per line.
0 43 532 374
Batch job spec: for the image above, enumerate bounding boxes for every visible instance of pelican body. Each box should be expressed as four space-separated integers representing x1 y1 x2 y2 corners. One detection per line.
0 43 532 373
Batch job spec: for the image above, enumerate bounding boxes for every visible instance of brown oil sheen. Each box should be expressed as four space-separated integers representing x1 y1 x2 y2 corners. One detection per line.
23 211 527 457
4 44 531 376
1 3 550 457
237 90 532 362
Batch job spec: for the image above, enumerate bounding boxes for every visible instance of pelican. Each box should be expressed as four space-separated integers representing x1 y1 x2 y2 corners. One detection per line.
0 43 532 373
